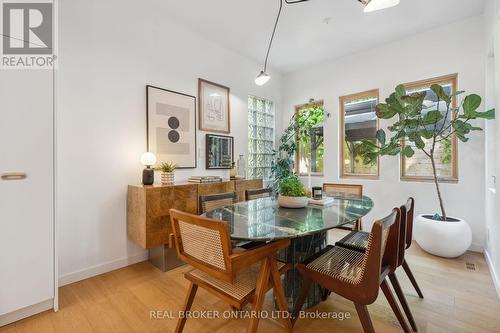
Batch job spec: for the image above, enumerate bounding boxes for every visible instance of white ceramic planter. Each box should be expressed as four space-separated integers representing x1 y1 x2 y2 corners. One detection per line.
278 195 308 208
414 214 472 258
161 172 175 184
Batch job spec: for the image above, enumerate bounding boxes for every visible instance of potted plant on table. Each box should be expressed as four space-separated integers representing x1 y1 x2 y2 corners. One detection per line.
278 175 309 208
158 161 176 185
359 84 495 258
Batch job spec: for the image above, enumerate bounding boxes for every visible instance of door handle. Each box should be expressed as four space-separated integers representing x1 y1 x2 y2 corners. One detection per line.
1 172 27 180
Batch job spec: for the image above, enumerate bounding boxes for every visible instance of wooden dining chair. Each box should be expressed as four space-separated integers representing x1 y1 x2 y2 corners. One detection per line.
245 188 273 201
335 198 422 331
169 209 293 333
292 208 411 333
199 191 237 214
322 183 363 231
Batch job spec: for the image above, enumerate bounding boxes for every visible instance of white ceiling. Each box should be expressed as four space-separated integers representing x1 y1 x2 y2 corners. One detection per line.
163 0 485 73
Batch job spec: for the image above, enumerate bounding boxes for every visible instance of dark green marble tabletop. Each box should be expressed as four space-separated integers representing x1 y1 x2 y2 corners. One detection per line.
204 195 374 241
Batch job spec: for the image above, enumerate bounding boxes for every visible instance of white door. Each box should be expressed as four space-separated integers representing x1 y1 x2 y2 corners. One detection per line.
0 69 55 319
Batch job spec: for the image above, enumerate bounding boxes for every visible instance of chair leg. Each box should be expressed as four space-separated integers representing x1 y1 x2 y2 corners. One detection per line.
380 279 411 333
389 273 418 331
353 303 375 333
402 259 424 298
175 282 198 333
269 258 293 333
291 274 312 326
247 258 271 333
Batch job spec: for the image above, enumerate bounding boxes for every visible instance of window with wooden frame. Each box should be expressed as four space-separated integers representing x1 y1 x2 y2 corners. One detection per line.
339 90 380 179
401 74 458 182
295 101 324 176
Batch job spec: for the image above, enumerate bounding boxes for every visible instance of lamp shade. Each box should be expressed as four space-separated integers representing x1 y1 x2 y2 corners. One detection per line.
255 71 271 86
140 152 157 166
363 0 400 12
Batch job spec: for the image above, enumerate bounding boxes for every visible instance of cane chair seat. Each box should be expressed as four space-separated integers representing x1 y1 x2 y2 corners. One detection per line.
186 261 286 302
335 230 370 253
306 245 367 285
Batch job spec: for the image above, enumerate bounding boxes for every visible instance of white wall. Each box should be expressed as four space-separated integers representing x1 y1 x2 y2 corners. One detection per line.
484 0 500 297
57 0 282 284
281 16 487 250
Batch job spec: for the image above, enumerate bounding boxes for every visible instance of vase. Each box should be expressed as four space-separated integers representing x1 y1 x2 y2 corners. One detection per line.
237 154 246 179
414 214 472 258
161 172 175 184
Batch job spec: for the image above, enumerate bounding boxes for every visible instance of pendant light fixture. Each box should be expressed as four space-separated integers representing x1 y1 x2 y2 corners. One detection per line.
255 0 310 86
255 0 399 86
358 0 400 12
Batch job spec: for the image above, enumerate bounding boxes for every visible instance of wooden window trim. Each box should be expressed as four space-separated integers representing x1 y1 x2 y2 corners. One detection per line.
400 73 459 183
339 89 380 180
295 100 325 177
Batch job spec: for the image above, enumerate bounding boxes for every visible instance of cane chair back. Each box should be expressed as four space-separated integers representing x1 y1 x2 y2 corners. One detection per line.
199 192 237 214
245 188 273 201
170 209 233 282
322 183 363 197
323 183 363 230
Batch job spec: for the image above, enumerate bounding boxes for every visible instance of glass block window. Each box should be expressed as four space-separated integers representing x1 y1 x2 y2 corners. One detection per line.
248 95 274 180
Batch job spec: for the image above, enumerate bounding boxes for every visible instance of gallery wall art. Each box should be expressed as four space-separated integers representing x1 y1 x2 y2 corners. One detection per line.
146 85 196 168
206 134 233 169
198 78 230 133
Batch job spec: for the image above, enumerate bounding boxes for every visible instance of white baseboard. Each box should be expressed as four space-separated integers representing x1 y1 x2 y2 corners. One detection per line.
58 251 148 287
0 299 53 327
469 243 484 253
484 249 500 299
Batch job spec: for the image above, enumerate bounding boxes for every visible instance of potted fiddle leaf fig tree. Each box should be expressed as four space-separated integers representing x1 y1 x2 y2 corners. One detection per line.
360 84 495 258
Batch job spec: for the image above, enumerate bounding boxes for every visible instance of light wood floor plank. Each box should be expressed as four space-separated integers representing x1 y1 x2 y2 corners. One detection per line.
1 241 499 333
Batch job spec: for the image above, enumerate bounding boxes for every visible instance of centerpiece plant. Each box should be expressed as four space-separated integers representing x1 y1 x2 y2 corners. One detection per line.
279 175 307 197
359 84 495 221
277 175 309 208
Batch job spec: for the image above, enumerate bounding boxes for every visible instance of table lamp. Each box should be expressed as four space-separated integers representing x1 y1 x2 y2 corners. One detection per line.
140 152 157 185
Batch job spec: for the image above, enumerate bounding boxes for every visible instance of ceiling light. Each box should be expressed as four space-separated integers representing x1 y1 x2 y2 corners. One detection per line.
255 71 271 86
255 0 310 86
359 0 400 12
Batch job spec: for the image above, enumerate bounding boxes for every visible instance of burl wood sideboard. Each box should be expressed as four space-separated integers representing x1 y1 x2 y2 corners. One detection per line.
127 179 263 271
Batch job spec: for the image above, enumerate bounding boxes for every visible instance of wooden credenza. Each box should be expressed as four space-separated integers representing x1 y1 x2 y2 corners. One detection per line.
127 179 263 249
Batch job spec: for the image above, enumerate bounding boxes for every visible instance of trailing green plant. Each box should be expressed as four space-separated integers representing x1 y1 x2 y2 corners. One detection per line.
271 104 324 191
359 84 495 221
157 161 176 173
279 175 306 197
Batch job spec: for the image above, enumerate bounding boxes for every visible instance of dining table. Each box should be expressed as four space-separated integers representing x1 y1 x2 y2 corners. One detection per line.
204 193 374 311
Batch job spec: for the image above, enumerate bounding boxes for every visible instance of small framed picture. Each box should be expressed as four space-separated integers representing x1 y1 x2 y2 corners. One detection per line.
146 85 197 168
198 78 230 133
206 134 233 169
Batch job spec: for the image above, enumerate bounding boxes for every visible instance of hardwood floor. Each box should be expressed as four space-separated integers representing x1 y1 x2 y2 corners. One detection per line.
2 242 500 333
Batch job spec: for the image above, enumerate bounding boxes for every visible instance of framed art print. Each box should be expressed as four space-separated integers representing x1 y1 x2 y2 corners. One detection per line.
206 134 233 169
146 85 196 168
198 78 230 133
